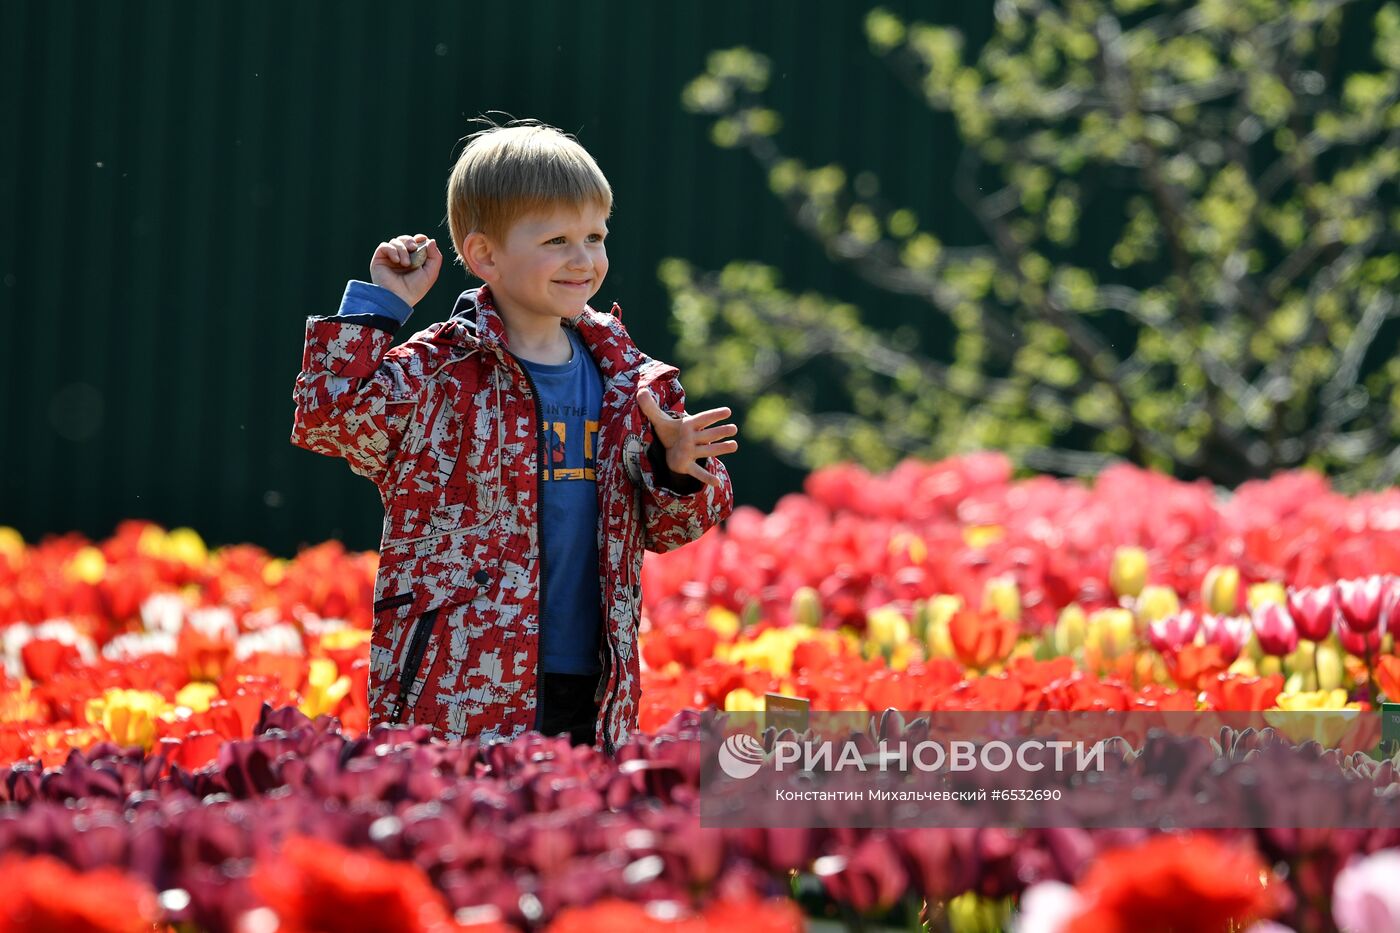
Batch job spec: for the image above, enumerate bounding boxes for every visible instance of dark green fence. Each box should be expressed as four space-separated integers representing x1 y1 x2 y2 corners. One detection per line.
0 1 993 554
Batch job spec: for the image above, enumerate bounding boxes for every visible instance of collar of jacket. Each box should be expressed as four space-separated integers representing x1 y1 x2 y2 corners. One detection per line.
434 285 646 380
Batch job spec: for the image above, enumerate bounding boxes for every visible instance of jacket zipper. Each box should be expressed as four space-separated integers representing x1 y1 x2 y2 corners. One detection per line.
393 607 439 723
505 351 550 737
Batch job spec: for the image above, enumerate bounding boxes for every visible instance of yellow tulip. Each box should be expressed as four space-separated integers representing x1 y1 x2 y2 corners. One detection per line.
865 605 912 651
1133 585 1180 625
1202 564 1240 615
67 547 107 585
1085 608 1136 660
790 587 822 629
1053 603 1088 655
962 525 1004 549
946 892 1011 933
262 559 287 586
175 682 219 714
1316 641 1345 692
981 574 1022 622
1266 689 1363 748
299 658 351 719
922 594 963 659
320 628 373 652
1110 546 1149 598
0 526 25 559
85 688 169 751
705 606 740 640
724 687 763 712
165 527 208 567
1247 581 1287 611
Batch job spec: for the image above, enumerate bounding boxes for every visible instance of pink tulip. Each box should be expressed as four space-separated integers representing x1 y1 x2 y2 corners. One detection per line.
1251 603 1298 657
1333 849 1400 933
1285 585 1336 642
1147 610 1201 655
1201 614 1252 664
1335 576 1385 633
1337 617 1383 657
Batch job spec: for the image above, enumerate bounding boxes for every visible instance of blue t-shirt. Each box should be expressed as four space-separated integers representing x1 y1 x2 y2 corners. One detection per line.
520 327 605 677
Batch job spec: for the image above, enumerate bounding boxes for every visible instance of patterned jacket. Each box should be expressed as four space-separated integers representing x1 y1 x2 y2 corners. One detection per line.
291 285 733 754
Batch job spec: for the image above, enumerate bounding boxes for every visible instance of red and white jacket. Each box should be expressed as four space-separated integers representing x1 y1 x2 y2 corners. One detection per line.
291 285 733 753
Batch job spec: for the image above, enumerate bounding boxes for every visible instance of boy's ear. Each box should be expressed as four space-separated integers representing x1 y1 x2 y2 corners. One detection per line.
463 231 495 281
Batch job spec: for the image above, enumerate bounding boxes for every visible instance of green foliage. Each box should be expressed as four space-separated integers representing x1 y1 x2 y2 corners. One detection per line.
672 0 1400 488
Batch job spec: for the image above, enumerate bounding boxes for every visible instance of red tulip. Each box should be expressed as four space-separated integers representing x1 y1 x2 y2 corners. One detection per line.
1336 618 1383 657
1286 585 1336 641
1334 576 1385 633
0 855 159 933
1250 603 1298 657
948 608 1018 669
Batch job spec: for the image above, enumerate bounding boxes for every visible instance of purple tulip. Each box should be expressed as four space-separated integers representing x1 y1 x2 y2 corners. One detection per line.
1252 603 1299 656
1286 585 1336 642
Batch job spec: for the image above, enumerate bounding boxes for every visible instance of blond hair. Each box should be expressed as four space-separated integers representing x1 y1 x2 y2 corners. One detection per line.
446 119 612 267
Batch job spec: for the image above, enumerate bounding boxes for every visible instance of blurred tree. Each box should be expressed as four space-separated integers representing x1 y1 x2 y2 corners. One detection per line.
668 0 1400 488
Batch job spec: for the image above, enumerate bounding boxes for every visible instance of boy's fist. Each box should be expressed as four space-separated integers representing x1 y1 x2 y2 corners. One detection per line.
370 233 442 308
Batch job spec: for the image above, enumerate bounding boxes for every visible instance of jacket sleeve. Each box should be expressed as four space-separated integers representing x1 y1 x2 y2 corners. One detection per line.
636 373 735 553
290 296 424 487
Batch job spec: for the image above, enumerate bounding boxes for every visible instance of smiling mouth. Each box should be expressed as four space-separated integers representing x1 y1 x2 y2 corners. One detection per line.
555 280 591 286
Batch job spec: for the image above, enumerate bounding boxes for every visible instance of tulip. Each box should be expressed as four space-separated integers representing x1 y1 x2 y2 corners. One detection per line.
1085 608 1135 660
1247 581 1287 612
1336 619 1383 658
84 688 169 751
865 605 912 653
299 657 352 719
1251 604 1299 657
1201 614 1252 664
1333 849 1400 933
1285 586 1336 642
1053 604 1088 656
1335 576 1386 633
1133 585 1180 625
1109 546 1150 598
922 594 963 659
982 574 1022 623
790 586 822 629
948 607 1018 669
1202 564 1241 615
1315 642 1346 692
1148 610 1202 655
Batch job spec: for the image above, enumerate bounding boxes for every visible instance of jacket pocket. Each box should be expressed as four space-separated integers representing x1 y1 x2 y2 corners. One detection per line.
392 607 440 723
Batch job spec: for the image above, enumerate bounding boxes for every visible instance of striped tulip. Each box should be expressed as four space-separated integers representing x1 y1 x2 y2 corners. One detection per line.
1285 585 1336 642
1335 576 1385 633
1251 603 1299 657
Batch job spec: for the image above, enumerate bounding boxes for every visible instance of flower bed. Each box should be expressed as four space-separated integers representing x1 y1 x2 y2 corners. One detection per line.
2 456 1399 930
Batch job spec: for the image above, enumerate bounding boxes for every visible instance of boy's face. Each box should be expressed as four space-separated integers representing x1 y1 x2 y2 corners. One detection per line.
470 203 610 325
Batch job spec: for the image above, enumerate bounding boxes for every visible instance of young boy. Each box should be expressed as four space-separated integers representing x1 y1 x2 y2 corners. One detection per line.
291 121 737 755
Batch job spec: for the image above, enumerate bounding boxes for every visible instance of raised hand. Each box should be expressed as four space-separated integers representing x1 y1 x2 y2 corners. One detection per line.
636 388 739 489
369 233 443 308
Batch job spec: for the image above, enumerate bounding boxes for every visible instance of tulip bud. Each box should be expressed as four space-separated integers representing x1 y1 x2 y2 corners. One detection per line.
791 587 822 629
1054 604 1088 656
1202 565 1241 616
1335 576 1385 633
1247 581 1287 612
724 687 763 712
1315 641 1345 692
1148 610 1201 655
1086 608 1136 660
981 574 1022 622
923 595 963 659
1286 585 1337 642
1133 585 1180 625
0 526 24 559
1201 613 1252 664
1251 603 1299 656
1110 546 1150 598
865 605 911 652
